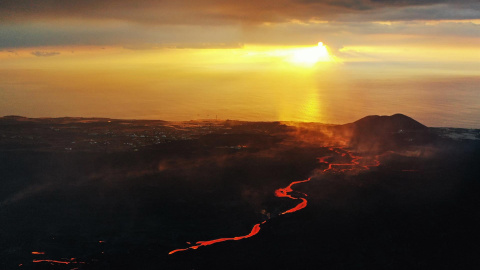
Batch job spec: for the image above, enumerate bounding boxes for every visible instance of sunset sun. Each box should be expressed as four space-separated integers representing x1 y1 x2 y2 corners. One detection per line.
290 42 332 65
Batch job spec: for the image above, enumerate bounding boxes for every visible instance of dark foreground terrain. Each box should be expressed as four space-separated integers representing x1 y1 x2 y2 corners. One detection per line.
1 114 480 269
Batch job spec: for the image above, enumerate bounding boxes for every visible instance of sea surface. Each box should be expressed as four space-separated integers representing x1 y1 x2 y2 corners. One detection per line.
1 62 479 128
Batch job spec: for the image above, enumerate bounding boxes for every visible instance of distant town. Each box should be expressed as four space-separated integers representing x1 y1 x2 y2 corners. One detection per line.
0 116 296 152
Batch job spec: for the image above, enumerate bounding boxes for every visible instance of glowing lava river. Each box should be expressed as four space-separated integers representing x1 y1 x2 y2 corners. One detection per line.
169 147 381 255
168 178 311 255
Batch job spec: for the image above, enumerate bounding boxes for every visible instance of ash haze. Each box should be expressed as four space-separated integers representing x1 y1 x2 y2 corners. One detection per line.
0 0 479 127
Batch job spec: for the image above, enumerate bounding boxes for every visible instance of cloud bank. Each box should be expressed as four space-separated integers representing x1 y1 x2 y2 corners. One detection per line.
31 51 60 57
1 0 479 24
0 0 479 52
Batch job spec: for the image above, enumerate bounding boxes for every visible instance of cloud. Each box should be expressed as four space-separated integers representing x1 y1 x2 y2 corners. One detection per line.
0 0 478 25
31 51 61 57
343 3 480 21
123 42 244 50
0 1 478 49
0 21 243 49
2 16 478 50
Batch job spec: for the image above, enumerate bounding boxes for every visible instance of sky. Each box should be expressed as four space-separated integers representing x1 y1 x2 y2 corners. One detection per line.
1 0 479 51
0 0 479 127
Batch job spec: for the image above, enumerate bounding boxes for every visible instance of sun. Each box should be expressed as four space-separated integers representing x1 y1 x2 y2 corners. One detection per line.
290 42 332 66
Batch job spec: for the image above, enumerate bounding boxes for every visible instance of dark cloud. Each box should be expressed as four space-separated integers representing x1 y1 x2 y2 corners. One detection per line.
0 0 478 49
0 0 478 24
349 3 480 21
0 22 243 49
298 0 373 10
370 0 462 5
31 51 60 57
1 17 478 49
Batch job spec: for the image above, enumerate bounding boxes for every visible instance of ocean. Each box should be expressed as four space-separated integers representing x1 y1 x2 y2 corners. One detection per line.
1 61 479 128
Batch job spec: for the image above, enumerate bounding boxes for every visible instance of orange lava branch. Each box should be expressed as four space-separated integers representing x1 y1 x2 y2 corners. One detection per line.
33 259 71 265
169 178 312 255
169 223 262 255
274 178 311 215
321 148 380 173
283 198 307 214
32 257 84 265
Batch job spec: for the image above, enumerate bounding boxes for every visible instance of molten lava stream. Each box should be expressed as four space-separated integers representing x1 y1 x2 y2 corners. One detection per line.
33 260 71 265
168 223 262 255
168 147 382 255
169 178 312 255
320 147 381 173
32 258 85 265
274 178 311 215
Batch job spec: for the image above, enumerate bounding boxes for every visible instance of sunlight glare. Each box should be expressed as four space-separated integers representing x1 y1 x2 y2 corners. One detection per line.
290 42 331 66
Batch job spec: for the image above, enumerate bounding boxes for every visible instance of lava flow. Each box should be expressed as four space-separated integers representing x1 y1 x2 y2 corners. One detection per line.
274 178 311 215
33 259 72 265
168 177 311 255
168 147 381 255
169 223 263 255
33 257 85 265
319 147 380 173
